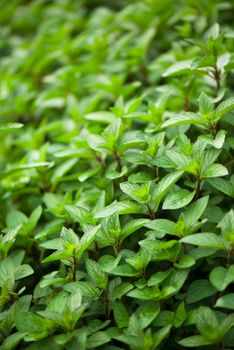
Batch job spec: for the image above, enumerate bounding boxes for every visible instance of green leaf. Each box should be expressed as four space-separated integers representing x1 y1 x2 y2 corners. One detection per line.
64 205 87 223
140 239 178 251
87 332 111 348
77 224 101 260
6 210 27 228
127 286 161 300
181 233 226 249
162 60 192 77
61 227 79 245
186 280 216 304
174 302 187 328
94 201 141 218
136 303 160 329
121 219 149 240
111 265 140 277
215 294 234 310
85 111 116 123
196 306 220 343
219 314 234 338
51 158 77 186
174 255 196 269
209 265 234 291
178 335 212 347
0 162 53 180
0 123 23 135
202 163 228 178
207 178 234 197
152 170 184 208
65 281 100 297
85 259 107 289
78 166 101 182
99 255 122 273
68 290 82 312
213 130 226 149
111 282 134 300
162 113 204 128
198 92 214 119
14 264 34 280
145 219 177 234
163 190 195 210
153 325 171 348
0 4 234 347
28 205 42 226
0 332 26 350
183 196 209 226
147 270 171 287
209 22 220 39
120 182 151 204
42 250 71 264
113 301 129 328
15 312 54 341
165 150 189 168
218 210 234 237
215 97 234 119
200 130 226 149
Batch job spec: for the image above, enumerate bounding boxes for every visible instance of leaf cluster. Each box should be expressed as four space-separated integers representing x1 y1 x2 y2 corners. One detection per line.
0 1 234 349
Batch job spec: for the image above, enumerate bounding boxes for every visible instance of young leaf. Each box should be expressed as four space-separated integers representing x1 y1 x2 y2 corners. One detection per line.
198 92 214 120
77 224 101 260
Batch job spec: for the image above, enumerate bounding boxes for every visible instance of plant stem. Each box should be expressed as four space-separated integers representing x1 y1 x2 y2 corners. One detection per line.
95 241 100 260
72 255 77 281
113 150 122 172
227 248 233 267
95 153 106 170
146 204 155 219
195 176 201 199
141 268 146 280
208 122 217 136
113 241 121 256
213 63 221 93
184 96 190 111
154 166 159 178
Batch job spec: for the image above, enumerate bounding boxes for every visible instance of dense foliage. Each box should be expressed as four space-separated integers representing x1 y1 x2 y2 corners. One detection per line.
0 1 234 349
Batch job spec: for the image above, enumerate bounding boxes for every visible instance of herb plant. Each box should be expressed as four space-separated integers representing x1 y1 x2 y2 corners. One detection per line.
0 1 234 349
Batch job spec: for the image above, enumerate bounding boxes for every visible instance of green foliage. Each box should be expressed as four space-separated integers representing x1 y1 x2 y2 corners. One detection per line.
0 0 234 349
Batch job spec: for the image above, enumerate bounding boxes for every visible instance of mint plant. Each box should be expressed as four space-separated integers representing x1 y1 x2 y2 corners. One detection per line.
0 1 234 349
